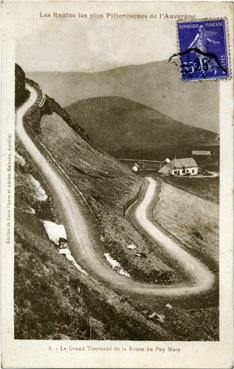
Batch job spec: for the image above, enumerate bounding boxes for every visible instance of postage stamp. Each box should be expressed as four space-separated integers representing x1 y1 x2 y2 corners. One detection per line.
176 19 229 81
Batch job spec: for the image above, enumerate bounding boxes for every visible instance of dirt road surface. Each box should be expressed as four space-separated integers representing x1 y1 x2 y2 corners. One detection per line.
16 84 215 298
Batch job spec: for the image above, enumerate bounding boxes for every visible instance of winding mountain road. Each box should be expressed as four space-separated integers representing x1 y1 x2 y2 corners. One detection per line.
16 84 215 297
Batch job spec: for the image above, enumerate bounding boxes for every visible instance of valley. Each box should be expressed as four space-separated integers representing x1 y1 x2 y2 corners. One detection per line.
27 60 219 133
14 65 219 341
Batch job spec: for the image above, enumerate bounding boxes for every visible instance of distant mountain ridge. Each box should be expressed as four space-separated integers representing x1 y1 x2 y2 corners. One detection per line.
28 60 219 133
66 96 218 160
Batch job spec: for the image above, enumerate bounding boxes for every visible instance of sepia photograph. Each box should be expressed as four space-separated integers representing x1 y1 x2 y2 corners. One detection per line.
1 1 233 368
14 6 221 342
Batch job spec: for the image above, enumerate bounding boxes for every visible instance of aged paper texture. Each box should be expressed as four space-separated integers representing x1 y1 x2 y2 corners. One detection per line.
1 1 233 368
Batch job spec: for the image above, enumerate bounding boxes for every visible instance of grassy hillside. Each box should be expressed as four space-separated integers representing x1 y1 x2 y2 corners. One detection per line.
27 60 219 133
15 187 166 340
15 70 219 340
15 131 175 340
15 109 219 340
162 176 219 204
38 112 178 284
66 96 218 159
153 181 219 266
38 111 219 340
15 73 179 339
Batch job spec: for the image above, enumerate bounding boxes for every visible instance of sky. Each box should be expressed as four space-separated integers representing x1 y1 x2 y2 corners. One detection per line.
14 1 199 72
12 1 225 132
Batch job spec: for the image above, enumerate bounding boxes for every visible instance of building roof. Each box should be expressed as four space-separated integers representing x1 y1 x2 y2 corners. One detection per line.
158 165 171 174
192 150 211 155
171 157 198 169
159 157 198 174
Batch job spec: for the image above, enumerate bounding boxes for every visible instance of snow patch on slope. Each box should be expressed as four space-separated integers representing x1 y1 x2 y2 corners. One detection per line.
15 151 26 166
127 244 137 250
104 253 131 278
59 248 87 275
42 220 87 275
29 208 36 214
42 220 66 245
29 174 48 201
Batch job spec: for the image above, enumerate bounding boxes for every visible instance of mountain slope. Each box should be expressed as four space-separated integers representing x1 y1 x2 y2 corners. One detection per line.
14 66 178 340
15 63 30 107
28 60 219 133
15 65 219 340
66 96 218 159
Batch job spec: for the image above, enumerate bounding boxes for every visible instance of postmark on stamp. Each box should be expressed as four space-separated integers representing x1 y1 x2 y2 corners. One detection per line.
170 19 229 81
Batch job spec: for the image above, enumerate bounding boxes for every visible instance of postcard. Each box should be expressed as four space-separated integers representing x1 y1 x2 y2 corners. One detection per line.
1 1 233 368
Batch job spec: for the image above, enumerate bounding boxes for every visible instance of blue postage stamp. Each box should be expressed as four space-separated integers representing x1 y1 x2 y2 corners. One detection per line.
176 19 229 81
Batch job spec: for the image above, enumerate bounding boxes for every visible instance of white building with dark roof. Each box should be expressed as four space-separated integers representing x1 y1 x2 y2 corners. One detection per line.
159 157 198 176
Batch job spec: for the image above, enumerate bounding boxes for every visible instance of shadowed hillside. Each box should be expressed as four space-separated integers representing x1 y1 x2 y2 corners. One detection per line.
28 60 219 133
14 66 177 340
15 64 219 341
15 63 29 107
66 96 218 159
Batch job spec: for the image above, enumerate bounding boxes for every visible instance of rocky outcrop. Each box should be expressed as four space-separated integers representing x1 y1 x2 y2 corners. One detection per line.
16 63 84 138
15 63 29 107
40 95 73 126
